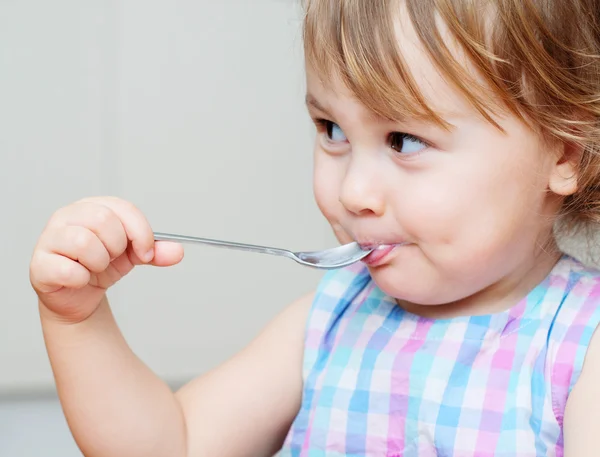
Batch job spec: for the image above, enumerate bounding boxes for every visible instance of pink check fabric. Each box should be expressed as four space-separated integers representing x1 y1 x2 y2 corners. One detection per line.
280 255 600 456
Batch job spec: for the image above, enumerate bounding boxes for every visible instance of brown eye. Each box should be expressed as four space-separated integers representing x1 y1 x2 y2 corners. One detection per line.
388 132 426 156
389 132 405 153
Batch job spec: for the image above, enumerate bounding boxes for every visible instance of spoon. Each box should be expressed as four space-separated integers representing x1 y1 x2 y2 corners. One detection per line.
153 232 373 269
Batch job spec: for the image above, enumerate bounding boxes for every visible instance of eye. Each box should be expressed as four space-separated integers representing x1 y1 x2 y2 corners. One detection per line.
389 132 427 155
323 120 348 143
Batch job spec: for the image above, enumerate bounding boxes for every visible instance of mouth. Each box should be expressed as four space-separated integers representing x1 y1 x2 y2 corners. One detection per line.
361 244 400 266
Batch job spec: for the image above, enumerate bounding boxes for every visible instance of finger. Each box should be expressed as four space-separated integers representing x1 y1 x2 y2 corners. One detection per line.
150 241 184 267
41 226 111 273
48 201 128 261
30 251 91 294
124 241 184 267
77 197 155 264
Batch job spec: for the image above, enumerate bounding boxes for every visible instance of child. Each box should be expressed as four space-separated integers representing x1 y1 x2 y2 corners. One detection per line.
29 0 600 455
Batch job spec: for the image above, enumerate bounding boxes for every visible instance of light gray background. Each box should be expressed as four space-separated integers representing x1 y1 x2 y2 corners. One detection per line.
0 1 595 456
1 1 335 455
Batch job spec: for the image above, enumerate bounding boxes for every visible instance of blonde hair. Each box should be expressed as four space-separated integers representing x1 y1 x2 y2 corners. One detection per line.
303 0 600 229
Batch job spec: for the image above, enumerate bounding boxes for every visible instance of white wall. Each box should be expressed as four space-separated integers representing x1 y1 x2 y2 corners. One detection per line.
1 0 332 455
0 397 82 457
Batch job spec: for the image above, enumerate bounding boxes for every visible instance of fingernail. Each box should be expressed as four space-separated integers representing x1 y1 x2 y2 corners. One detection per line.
143 248 154 263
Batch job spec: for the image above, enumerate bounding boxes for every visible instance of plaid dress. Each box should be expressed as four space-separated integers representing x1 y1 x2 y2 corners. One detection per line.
279 255 600 456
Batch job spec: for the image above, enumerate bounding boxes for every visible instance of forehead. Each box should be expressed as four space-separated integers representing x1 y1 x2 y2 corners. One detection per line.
304 3 508 127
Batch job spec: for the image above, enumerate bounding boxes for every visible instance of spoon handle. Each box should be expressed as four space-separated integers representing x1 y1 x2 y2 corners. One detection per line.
153 232 292 259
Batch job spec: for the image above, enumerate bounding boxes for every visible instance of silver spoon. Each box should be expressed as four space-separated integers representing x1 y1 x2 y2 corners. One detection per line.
153 232 373 269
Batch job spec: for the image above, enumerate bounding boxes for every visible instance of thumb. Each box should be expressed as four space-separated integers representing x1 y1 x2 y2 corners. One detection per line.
151 241 184 266
144 241 184 267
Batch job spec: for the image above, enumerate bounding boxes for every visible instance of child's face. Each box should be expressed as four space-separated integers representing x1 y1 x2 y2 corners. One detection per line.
306 16 576 311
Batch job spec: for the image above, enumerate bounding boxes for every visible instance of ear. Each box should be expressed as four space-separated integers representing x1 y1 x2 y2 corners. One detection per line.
549 141 581 196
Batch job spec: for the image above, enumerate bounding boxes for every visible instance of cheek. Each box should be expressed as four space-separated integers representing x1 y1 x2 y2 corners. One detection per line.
396 173 474 244
313 153 342 221
398 152 546 246
313 152 355 244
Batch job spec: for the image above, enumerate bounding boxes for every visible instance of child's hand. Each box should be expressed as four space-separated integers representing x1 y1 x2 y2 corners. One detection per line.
29 197 184 323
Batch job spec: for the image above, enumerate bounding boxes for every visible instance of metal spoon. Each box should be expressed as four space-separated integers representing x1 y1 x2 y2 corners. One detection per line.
153 232 373 269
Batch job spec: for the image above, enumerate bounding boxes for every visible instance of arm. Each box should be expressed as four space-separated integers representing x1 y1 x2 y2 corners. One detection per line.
32 197 311 457
176 292 311 457
562 327 600 456
42 292 311 457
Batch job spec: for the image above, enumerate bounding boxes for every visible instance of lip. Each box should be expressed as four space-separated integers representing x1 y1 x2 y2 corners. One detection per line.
362 244 398 266
355 237 406 249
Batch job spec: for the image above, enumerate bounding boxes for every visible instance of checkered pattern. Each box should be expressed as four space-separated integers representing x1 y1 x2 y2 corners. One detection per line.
279 255 600 456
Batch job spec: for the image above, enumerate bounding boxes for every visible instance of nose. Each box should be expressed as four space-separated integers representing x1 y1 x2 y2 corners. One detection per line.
339 155 385 217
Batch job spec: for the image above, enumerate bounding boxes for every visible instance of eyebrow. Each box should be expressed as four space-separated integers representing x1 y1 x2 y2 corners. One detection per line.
305 94 332 116
305 92 453 129
305 92 393 124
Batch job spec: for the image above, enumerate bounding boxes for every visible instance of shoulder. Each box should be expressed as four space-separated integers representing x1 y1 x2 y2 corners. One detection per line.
549 256 600 370
562 310 600 456
549 256 600 431
550 255 600 330
561 255 600 359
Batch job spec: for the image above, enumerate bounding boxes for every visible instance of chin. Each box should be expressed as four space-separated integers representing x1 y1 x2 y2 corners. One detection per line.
367 264 418 301
366 260 449 306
